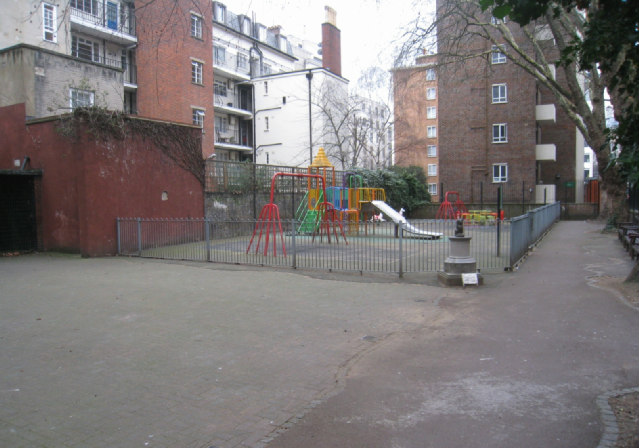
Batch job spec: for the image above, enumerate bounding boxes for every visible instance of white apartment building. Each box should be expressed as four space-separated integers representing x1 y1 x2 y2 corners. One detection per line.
0 0 137 118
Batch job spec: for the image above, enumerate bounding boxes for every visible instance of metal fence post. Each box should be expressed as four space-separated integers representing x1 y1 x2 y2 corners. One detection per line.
496 185 502 256
116 218 121 255
205 219 211 262
398 225 404 278
291 219 297 269
136 217 142 256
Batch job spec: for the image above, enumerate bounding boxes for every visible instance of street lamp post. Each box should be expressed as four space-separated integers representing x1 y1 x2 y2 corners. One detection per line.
306 70 313 164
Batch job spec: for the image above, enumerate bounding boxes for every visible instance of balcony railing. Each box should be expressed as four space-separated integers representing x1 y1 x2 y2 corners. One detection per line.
71 53 137 85
214 94 251 113
70 4 136 38
215 127 252 148
213 51 251 79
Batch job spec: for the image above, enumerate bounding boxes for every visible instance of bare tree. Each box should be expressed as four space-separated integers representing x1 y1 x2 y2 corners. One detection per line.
395 0 625 216
314 68 394 170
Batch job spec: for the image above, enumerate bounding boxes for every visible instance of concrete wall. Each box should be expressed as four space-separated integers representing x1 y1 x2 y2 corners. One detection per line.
0 103 204 256
0 45 123 118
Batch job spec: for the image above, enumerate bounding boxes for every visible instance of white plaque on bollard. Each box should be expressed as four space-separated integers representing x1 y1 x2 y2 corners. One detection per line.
462 273 479 287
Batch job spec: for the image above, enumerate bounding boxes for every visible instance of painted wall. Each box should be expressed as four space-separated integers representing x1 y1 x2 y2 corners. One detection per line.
0 103 204 256
0 45 123 118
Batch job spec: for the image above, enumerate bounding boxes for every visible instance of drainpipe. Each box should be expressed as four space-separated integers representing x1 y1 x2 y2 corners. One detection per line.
306 69 313 164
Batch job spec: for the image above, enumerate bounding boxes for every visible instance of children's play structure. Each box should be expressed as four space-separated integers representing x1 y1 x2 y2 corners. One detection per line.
247 148 442 256
436 190 505 224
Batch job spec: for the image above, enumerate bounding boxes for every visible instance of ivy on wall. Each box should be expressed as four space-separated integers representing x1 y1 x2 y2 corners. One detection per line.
56 107 205 186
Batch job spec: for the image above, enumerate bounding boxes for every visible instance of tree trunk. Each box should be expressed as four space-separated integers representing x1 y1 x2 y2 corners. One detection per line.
598 165 628 221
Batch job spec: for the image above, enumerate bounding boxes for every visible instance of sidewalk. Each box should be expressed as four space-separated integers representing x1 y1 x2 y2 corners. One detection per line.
0 221 637 448
268 220 639 448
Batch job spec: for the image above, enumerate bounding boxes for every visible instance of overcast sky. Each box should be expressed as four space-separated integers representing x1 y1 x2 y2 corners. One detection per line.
221 0 432 82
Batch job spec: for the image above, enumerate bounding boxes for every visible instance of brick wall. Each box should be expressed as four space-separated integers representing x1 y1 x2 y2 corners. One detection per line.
135 0 214 158
0 103 204 256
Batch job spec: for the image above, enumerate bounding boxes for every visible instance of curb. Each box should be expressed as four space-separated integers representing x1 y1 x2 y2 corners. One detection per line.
596 386 639 448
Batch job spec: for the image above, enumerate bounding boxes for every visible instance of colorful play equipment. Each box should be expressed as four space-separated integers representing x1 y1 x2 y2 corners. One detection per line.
246 171 347 256
435 191 468 219
295 148 385 235
460 209 505 225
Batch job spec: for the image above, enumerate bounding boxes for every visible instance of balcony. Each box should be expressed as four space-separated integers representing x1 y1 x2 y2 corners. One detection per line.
213 52 251 81
70 4 137 45
535 143 557 161
535 104 556 123
214 95 252 118
215 127 253 151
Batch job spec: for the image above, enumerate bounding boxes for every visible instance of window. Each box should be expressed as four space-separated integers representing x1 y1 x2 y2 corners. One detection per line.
492 83 507 103
584 169 590 178
71 0 98 15
427 145 437 157
428 183 438 195
72 35 99 62
427 164 437 176
491 16 507 24
214 80 227 97
43 3 57 42
492 163 508 182
426 68 436 81
214 46 225 65
264 81 268 95
213 2 226 23
215 115 228 133
492 123 507 143
69 88 94 109
584 153 590 163
192 108 205 127
427 87 436 100
191 14 202 39
491 45 506 64
427 126 437 138
263 64 272 75
237 54 248 70
264 116 270 131
191 60 203 84
427 106 437 119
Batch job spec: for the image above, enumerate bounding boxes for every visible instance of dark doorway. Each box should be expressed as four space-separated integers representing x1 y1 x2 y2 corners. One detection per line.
0 174 39 252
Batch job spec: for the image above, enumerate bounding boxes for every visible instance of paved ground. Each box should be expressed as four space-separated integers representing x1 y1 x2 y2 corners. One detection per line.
0 221 637 448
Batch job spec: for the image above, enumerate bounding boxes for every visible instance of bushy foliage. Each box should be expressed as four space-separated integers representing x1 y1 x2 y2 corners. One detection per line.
353 166 431 213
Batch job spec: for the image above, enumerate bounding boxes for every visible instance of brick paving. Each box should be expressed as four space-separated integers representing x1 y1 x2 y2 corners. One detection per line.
0 254 453 447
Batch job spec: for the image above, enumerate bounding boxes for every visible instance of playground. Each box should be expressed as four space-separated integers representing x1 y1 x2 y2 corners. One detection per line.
118 149 517 275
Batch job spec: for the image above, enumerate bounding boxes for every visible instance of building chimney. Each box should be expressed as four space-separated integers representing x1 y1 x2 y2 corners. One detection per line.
321 6 341 77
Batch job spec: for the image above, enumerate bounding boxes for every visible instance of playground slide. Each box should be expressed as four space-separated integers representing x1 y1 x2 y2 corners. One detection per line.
371 200 443 239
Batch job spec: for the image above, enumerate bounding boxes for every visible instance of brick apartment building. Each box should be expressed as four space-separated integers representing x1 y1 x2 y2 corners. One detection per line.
393 1 585 205
394 54 440 201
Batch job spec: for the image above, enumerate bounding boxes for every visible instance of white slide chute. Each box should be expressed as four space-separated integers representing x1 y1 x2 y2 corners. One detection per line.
371 200 442 239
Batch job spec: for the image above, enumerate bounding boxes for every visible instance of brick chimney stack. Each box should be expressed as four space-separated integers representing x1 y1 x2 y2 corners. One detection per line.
321 6 341 77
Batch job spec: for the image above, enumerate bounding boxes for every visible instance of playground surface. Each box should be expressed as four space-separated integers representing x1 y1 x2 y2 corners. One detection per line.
1 221 637 448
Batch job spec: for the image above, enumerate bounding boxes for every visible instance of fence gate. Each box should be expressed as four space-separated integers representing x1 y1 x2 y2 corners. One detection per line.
0 174 39 253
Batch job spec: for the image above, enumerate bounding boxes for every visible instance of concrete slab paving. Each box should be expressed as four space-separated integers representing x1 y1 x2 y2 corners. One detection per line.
1 221 637 448
267 221 639 448
0 252 458 447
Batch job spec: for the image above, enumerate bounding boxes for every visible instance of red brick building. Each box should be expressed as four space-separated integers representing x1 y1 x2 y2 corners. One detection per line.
135 0 215 158
394 54 440 202
393 2 584 205
0 103 204 256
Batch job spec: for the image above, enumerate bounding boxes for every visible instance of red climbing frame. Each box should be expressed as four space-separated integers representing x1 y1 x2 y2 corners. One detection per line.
246 172 348 256
435 191 468 219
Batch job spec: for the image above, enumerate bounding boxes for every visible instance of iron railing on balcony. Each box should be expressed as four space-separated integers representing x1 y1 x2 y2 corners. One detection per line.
213 50 251 77
70 4 136 37
214 94 251 112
